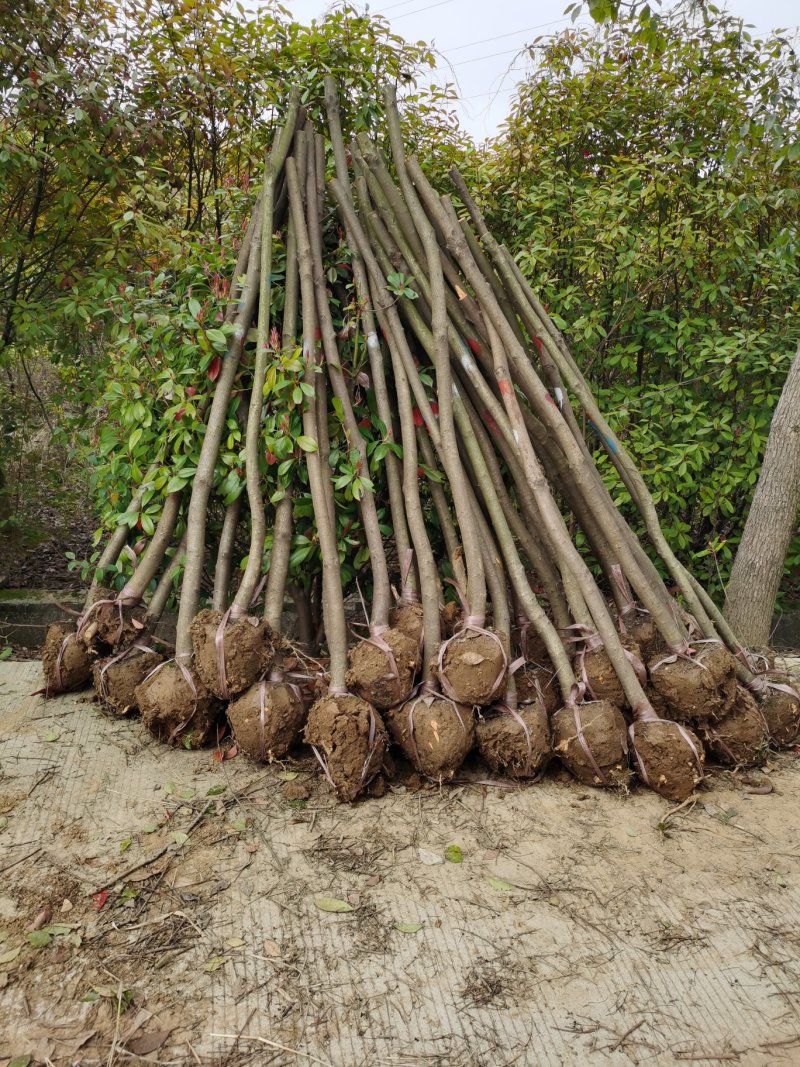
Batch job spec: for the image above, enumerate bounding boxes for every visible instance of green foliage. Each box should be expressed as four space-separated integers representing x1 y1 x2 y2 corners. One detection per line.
477 2 800 597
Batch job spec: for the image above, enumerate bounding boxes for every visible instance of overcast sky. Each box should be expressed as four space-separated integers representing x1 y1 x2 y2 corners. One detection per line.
279 0 800 140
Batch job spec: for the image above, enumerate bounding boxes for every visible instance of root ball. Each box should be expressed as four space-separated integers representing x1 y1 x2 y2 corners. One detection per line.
389 601 424 647
346 628 419 710
758 683 800 748
516 663 560 714
438 628 506 706
648 642 735 722
700 686 769 767
476 703 550 779
304 693 387 802
228 679 306 761
551 701 631 790
93 647 163 715
191 608 273 699
631 719 704 801
386 694 475 781
134 661 222 747
42 623 92 695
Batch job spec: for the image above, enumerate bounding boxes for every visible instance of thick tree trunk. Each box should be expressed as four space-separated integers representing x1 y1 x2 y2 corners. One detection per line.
724 340 800 647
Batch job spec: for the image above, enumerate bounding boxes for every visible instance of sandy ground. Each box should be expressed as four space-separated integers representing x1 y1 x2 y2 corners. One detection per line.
2 659 800 1066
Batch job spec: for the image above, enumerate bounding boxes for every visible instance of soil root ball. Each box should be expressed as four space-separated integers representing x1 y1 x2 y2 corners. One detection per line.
551 700 631 790
42 622 92 695
440 602 461 639
630 719 705 801
476 703 550 779
699 686 770 767
304 693 387 802
190 608 273 700
134 661 222 748
89 599 147 651
619 610 663 659
93 648 163 715
386 694 475 781
228 679 306 762
516 664 560 714
648 642 736 722
758 683 800 748
346 628 420 710
576 646 630 708
389 601 424 647
438 627 506 706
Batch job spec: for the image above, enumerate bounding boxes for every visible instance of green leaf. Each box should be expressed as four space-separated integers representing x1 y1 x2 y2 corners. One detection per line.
165 475 187 494
42 729 60 743
119 837 133 853
163 782 174 795
393 922 424 933
27 929 52 948
0 946 22 964
444 844 463 864
296 436 318 453
206 785 226 796
313 898 353 913
229 818 246 832
487 877 515 892
277 771 298 781
8 1056 31 1067
141 823 159 834
172 831 190 846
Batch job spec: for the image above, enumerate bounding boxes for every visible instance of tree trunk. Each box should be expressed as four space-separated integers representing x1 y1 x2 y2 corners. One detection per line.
724 340 800 647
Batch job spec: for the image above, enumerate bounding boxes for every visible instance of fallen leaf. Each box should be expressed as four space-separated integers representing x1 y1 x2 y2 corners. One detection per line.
487 876 514 892
229 818 246 832
126 1030 172 1056
365 874 380 887
277 771 298 781
178 788 196 799
163 782 174 795
226 937 246 948
203 955 227 972
91 891 108 911
26 908 51 932
418 848 443 866
393 922 424 934
172 831 190 846
444 844 463 864
245 843 258 854
0 947 21 964
206 785 226 796
263 939 281 956
119 838 133 853
42 729 60 742
8 1056 31 1067
60 899 73 914
141 823 159 834
27 929 52 948
313 898 353 913
625 827 639 838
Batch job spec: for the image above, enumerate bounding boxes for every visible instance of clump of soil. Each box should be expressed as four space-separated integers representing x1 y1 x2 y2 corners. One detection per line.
551 700 631 790
440 601 461 639
303 693 387 802
620 610 663 659
386 694 475 781
515 626 550 667
93 647 163 715
389 601 424 647
346 628 419 710
134 661 222 747
190 608 273 699
630 719 704 801
476 703 550 778
282 778 311 801
645 685 669 718
88 597 147 650
699 687 769 767
227 679 306 761
438 628 506 706
516 663 560 714
758 683 800 748
648 642 736 722
578 647 624 707
41 623 92 695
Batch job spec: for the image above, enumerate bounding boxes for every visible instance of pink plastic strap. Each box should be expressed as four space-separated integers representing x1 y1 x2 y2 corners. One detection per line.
359 705 379 785
97 641 159 701
573 704 608 786
650 639 719 675
363 625 400 682
498 702 532 770
214 608 233 700
405 684 467 779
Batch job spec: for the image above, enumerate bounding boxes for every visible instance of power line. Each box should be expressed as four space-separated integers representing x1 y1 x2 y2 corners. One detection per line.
390 0 456 22
445 16 572 53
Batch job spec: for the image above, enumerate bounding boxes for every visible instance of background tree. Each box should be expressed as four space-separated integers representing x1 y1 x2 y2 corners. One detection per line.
474 1 800 600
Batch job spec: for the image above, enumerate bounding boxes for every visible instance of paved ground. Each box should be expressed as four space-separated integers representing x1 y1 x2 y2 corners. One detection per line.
2 659 800 1066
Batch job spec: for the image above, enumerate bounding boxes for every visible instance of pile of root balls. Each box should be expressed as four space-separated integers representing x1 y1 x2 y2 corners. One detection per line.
41 81 800 805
